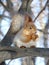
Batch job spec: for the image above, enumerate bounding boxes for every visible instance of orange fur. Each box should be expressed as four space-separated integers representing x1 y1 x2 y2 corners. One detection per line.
20 14 38 43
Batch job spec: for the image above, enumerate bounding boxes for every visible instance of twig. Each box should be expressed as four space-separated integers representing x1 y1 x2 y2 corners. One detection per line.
37 29 49 34
0 0 13 14
34 0 48 22
0 15 11 19
0 0 10 12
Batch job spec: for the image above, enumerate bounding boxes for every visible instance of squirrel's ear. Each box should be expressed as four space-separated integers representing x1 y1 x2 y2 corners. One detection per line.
28 15 32 22
25 14 29 23
25 14 32 23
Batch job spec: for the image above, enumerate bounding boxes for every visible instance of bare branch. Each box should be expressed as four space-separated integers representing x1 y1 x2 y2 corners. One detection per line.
0 28 14 46
34 0 48 22
6 0 13 10
25 0 30 11
0 15 11 19
0 0 10 12
37 29 49 34
0 47 49 62
19 0 32 13
0 0 14 15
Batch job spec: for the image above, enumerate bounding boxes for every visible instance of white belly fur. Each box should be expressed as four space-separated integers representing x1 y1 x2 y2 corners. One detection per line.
13 28 36 48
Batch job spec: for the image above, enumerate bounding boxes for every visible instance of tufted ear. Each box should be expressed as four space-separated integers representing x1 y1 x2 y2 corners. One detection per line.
25 14 32 23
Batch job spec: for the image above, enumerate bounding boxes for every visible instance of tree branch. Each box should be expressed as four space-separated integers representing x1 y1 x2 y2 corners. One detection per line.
6 0 13 10
0 47 49 62
19 0 32 13
0 0 14 15
0 15 11 19
0 0 10 12
37 29 49 34
34 0 48 22
26 0 30 11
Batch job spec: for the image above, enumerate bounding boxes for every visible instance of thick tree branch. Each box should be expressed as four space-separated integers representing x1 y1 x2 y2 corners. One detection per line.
0 47 49 62
6 0 13 10
0 28 14 46
19 0 32 13
26 0 30 11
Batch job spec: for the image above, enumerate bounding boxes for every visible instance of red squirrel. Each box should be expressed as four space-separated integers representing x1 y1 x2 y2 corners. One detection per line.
13 14 38 48
20 14 38 43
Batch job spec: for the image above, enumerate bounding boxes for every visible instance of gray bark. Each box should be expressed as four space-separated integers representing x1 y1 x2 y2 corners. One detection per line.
0 47 49 63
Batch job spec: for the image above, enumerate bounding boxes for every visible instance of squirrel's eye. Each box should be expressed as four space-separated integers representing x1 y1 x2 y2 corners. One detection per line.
29 26 32 29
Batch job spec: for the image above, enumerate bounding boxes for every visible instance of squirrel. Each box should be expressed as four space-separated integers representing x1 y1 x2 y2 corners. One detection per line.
13 14 38 48
20 14 38 43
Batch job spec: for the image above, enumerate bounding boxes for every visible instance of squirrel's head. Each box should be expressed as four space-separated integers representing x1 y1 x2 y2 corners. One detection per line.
24 14 36 35
20 14 38 43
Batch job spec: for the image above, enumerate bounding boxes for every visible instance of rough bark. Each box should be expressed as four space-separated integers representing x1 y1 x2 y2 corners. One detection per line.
0 47 49 63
